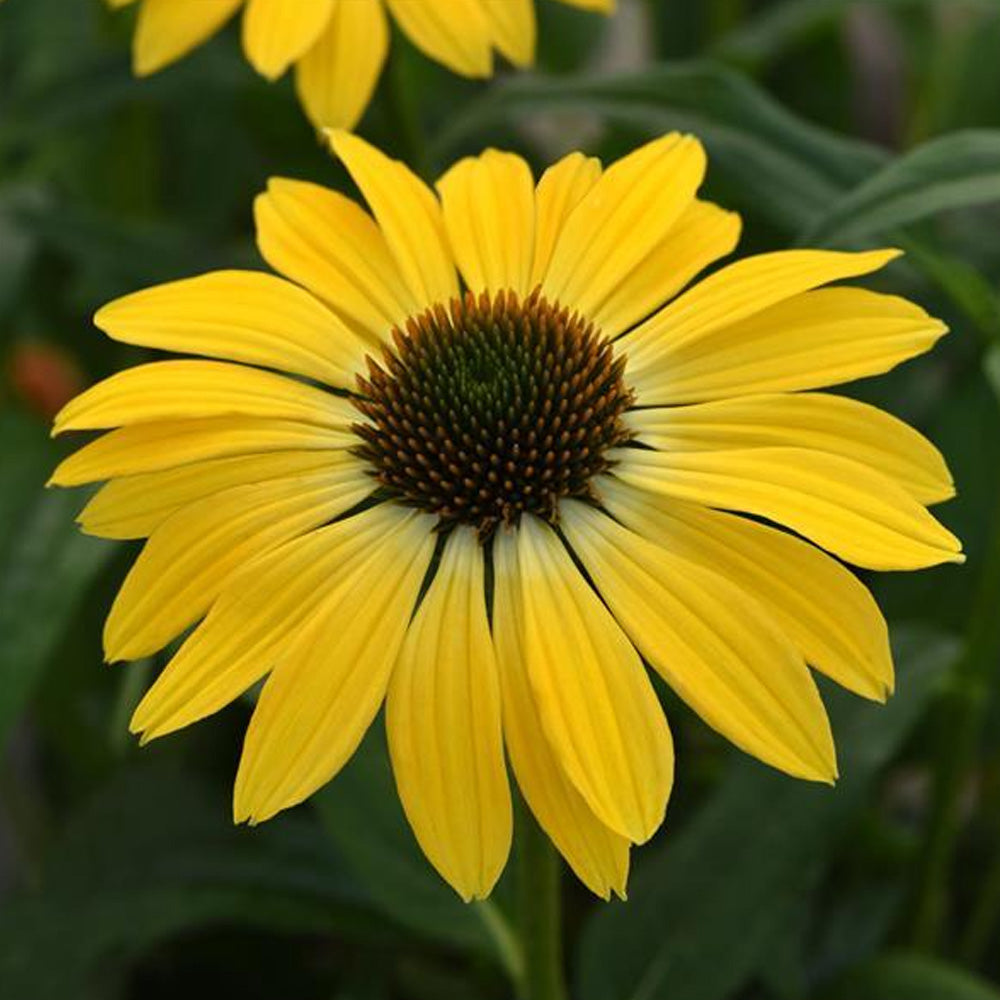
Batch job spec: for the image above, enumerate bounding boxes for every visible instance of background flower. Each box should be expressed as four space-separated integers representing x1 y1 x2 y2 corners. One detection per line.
106 0 614 130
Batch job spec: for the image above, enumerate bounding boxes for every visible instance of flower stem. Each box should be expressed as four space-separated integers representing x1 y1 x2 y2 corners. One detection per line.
517 809 567 1000
909 489 1000 949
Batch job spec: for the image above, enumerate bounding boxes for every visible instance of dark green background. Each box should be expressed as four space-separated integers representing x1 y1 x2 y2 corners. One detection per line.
2 0 1000 997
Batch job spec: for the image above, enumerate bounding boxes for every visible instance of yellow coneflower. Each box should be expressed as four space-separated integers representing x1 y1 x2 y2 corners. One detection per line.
52 132 962 901
105 0 614 131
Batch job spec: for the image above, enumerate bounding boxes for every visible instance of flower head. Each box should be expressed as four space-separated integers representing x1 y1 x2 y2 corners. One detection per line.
106 0 615 131
52 132 962 901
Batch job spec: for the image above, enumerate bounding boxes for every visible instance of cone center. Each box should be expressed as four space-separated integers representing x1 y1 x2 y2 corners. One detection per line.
351 288 634 535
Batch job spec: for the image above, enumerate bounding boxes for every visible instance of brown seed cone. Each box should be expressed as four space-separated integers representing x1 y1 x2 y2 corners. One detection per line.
351 288 634 536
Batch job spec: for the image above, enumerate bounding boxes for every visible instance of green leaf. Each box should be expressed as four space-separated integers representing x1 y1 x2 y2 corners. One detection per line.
712 0 988 70
576 627 958 1000
0 185 44 318
313 724 520 977
0 416 118 748
985 345 1000 403
803 131 1000 246
0 761 383 1000
429 61 884 231
830 952 1000 1000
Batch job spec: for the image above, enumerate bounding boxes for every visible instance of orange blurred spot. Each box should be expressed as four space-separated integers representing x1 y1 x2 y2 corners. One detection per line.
7 341 85 419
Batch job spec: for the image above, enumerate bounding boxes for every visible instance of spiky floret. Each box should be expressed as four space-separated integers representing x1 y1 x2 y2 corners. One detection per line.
352 288 634 535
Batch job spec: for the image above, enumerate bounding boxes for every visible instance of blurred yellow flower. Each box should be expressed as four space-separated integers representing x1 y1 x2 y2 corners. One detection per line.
106 0 615 130
52 133 961 901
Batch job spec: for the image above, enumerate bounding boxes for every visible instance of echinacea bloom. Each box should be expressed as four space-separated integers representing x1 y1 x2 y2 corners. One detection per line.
52 132 962 901
106 0 614 130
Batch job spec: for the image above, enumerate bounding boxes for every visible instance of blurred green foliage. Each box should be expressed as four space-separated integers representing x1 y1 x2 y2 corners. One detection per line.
2 0 1000 997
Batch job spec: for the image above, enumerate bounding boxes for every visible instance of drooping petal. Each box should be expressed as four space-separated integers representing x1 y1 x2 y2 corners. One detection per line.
255 178 417 340
493 529 629 899
437 150 535 297
562 500 837 782
558 0 615 10
94 271 367 388
387 527 512 901
515 515 673 843
241 0 334 80
49 417 352 487
623 285 948 404
542 134 707 322
132 0 242 76
104 465 370 661
529 152 602 290
482 0 535 66
611 446 964 570
385 0 493 78
620 249 903 395
329 130 459 308
295 0 389 131
233 507 436 824
52 360 354 436
132 504 423 741
599 477 893 699
79 450 348 540
627 392 954 505
593 201 741 339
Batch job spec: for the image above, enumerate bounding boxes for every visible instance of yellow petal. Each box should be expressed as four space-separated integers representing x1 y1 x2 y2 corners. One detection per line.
562 500 837 782
529 151 602 290
295 0 389 131
50 417 352 487
599 476 893 700
627 392 954 505
515 515 673 843
493 530 629 899
105 466 370 660
542 134 707 322
611 446 964 571
94 270 367 388
620 248 903 394
53 360 354 436
482 0 535 66
624 285 948 404
132 504 417 741
387 527 512 900
241 0 334 80
436 150 535 297
79 450 346 540
329 130 459 309
234 506 436 823
594 201 741 339
385 0 493 77
133 0 242 76
255 178 417 340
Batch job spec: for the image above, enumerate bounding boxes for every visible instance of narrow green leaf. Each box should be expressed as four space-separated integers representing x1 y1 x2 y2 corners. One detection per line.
803 131 1000 246
576 627 958 1000
0 762 383 1000
313 723 517 973
985 346 1000 402
712 0 991 69
0 418 118 749
830 952 1000 1000
429 62 884 231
